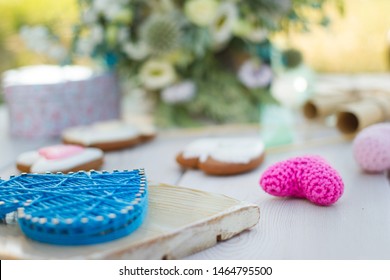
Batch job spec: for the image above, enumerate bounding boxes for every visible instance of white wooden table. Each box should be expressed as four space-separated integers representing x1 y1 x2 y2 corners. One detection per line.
1 74 390 259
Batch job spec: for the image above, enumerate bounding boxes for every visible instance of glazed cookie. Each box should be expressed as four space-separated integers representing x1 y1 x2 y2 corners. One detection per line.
176 137 265 175
16 144 104 173
62 120 157 151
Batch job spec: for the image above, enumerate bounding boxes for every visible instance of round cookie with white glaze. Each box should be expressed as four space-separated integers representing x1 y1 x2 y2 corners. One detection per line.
176 137 265 175
16 144 104 173
62 120 157 151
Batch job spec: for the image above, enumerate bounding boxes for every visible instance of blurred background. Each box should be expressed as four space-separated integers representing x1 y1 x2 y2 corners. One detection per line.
1 0 390 135
1 0 389 75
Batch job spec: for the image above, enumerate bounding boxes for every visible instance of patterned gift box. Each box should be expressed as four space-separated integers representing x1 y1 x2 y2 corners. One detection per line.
2 65 121 138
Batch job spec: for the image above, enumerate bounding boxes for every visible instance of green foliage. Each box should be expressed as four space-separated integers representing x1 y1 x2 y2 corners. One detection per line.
71 0 344 126
155 58 269 127
181 25 212 58
189 71 262 124
0 0 345 123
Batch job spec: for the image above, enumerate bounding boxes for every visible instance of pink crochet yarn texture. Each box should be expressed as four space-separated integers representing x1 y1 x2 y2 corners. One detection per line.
352 123 390 173
259 156 344 206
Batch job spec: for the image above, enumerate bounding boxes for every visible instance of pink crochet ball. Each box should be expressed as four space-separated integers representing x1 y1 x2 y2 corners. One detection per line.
352 123 390 173
259 156 344 206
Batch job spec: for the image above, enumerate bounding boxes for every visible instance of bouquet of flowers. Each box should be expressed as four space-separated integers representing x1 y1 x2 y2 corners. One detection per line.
74 0 341 126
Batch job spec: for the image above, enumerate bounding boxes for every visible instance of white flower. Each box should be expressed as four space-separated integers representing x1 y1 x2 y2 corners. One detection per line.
161 81 196 104
93 0 111 13
271 75 299 108
76 38 95 55
123 41 149 61
139 60 176 90
184 0 219 26
210 2 238 47
82 8 98 24
233 20 268 43
238 60 273 89
271 65 314 109
93 0 124 21
104 4 123 21
90 24 104 44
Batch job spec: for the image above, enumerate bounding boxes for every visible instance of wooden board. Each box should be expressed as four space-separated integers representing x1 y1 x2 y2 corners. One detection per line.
0 182 260 260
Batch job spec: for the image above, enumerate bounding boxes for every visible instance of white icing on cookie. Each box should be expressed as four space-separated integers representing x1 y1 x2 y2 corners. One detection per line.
16 151 41 166
182 138 221 160
17 148 103 173
182 138 265 164
62 120 140 145
208 138 265 164
137 124 157 137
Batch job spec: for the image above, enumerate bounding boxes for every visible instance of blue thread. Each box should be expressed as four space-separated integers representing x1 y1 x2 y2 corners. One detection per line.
0 169 147 245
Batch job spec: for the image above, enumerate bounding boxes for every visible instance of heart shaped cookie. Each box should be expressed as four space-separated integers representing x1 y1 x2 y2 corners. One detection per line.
0 169 147 245
62 120 157 151
176 137 265 176
259 156 344 206
16 144 104 174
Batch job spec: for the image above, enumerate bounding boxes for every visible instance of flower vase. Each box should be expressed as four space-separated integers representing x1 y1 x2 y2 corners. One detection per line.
259 103 296 148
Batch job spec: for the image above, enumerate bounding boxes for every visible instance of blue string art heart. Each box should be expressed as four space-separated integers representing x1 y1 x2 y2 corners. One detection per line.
0 169 148 245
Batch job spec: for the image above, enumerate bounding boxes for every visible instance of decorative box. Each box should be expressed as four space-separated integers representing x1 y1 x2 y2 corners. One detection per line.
2 65 121 138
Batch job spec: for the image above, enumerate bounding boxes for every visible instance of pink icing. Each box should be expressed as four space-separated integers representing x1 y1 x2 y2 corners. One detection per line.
38 145 84 160
352 123 390 173
259 155 344 206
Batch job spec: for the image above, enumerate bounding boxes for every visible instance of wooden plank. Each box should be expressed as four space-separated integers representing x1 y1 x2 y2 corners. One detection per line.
180 140 390 259
0 183 259 260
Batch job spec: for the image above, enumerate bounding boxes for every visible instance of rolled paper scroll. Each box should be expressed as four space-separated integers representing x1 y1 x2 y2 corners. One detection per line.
336 93 390 134
302 91 360 119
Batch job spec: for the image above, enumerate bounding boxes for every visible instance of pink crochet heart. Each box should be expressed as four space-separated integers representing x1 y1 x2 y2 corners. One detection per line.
259 156 344 206
352 123 390 173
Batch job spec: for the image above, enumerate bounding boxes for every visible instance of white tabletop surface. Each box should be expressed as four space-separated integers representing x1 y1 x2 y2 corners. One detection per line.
1 74 390 260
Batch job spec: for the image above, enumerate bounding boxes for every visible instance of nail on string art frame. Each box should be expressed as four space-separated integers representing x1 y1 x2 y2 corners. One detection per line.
0 169 147 245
